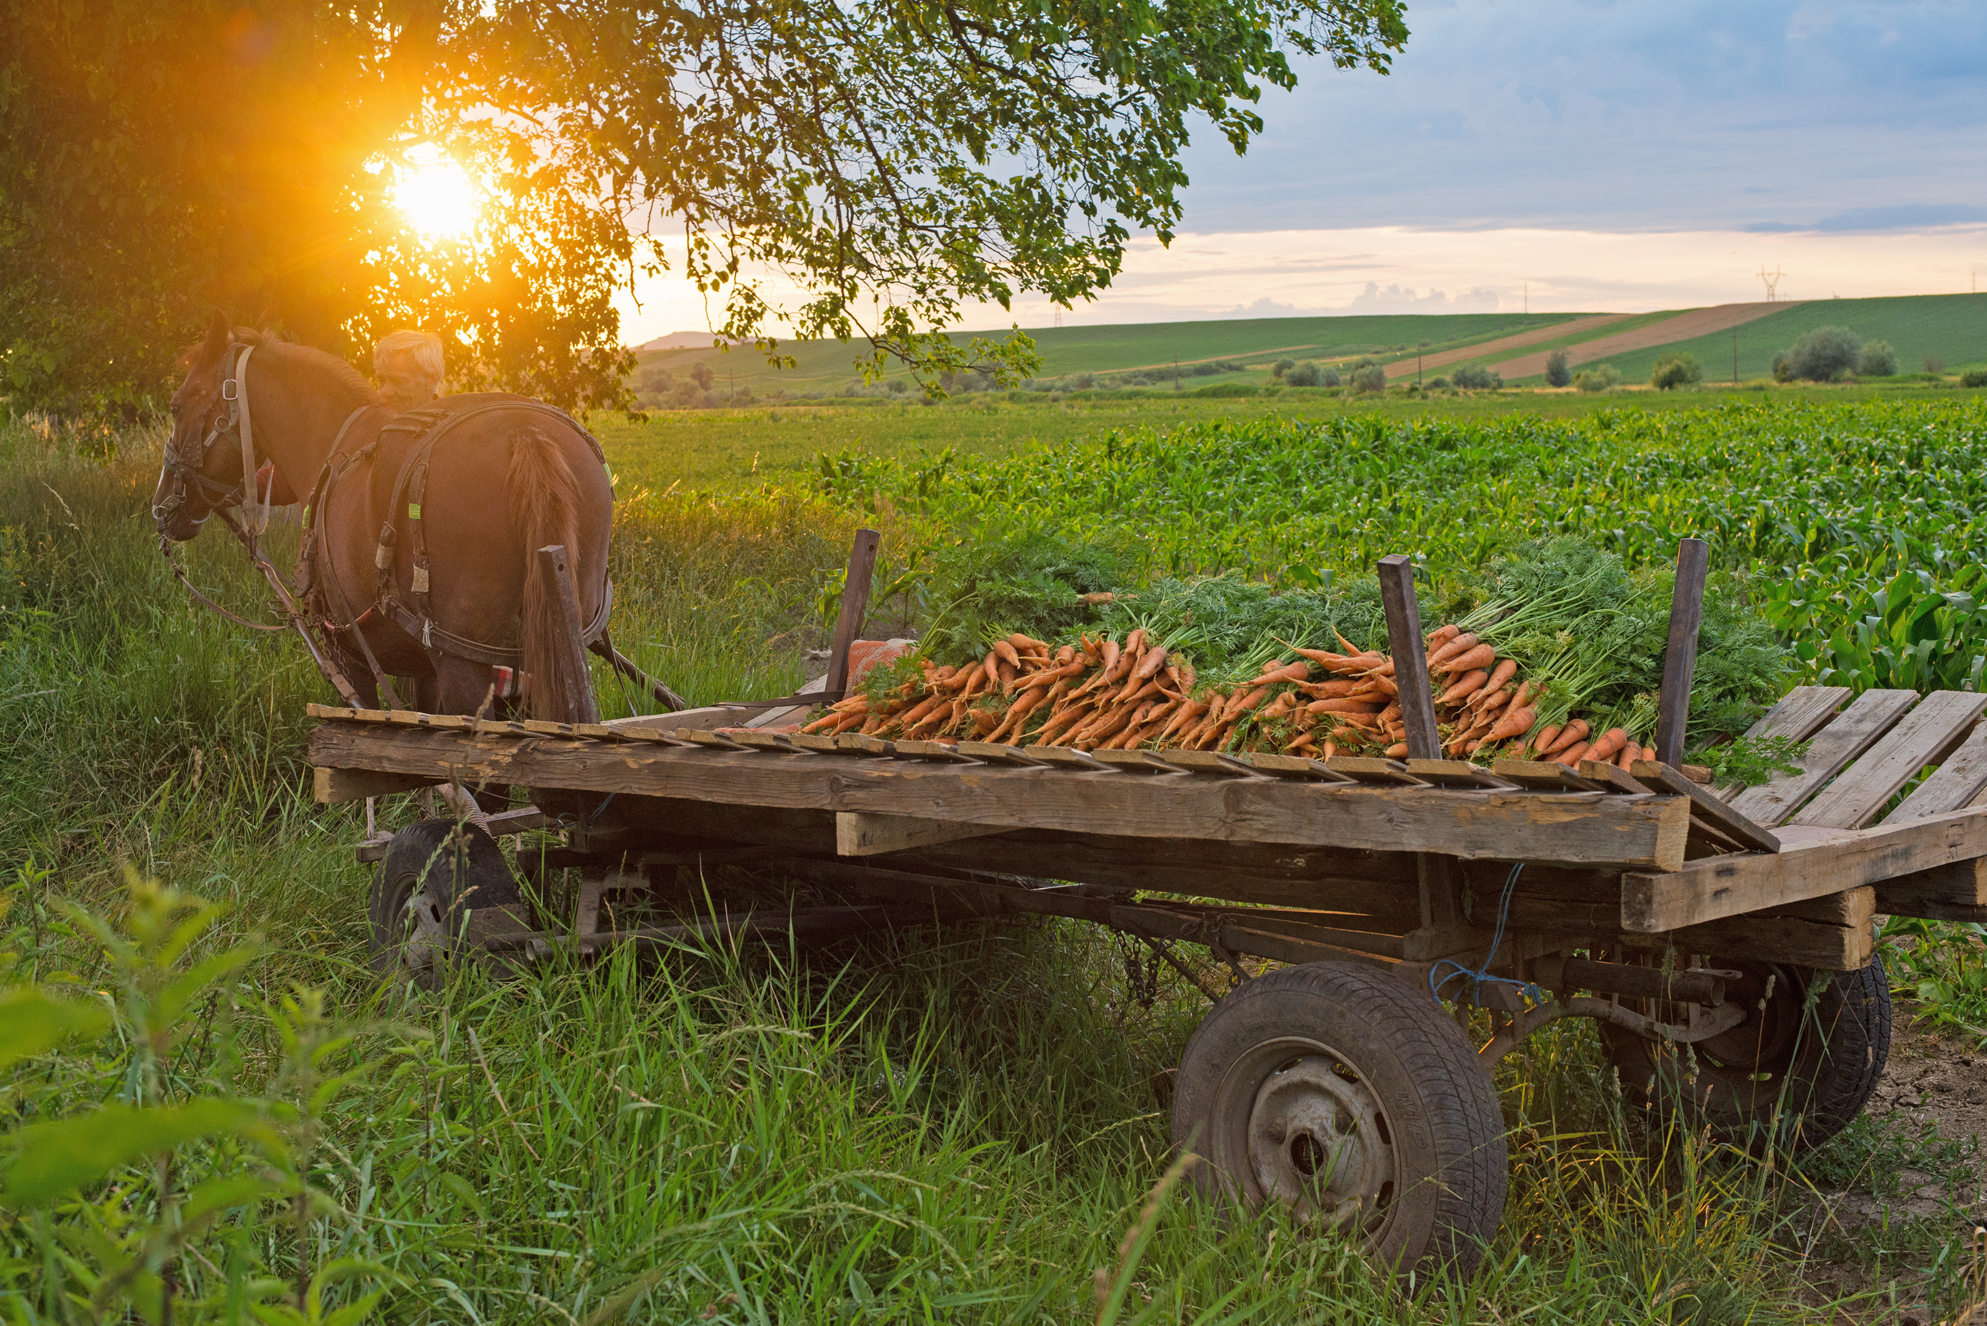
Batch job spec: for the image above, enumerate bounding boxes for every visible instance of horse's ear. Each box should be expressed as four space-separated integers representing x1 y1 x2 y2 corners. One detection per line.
202 309 230 360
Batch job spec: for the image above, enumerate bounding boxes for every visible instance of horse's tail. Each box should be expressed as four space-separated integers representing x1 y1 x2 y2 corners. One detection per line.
507 426 589 722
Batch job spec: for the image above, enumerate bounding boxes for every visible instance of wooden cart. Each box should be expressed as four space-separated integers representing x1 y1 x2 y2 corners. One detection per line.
305 540 1987 1275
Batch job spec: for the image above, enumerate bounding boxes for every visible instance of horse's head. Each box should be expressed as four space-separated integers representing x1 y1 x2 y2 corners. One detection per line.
153 311 252 543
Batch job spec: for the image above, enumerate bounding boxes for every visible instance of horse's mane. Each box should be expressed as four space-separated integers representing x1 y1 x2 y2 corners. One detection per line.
257 336 382 405
174 326 382 406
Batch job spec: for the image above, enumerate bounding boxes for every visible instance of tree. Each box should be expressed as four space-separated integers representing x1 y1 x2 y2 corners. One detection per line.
1452 364 1501 390
1285 360 1321 386
1271 358 1296 378
1544 348 1571 388
1 0 1408 415
1351 361 1387 393
1572 364 1618 393
1649 351 1702 390
1779 326 1862 382
1857 340 1898 377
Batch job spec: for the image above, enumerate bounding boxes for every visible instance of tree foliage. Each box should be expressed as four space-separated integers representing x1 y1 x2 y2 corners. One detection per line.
1773 326 1862 383
1544 348 1571 388
1649 351 1702 390
1 0 1408 415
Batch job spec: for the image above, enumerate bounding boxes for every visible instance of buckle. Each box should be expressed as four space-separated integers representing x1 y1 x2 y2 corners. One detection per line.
221 378 239 402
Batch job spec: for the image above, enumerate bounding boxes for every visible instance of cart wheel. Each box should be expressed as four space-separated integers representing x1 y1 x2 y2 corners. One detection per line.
1172 961 1508 1276
1600 954 1890 1151
368 819 521 989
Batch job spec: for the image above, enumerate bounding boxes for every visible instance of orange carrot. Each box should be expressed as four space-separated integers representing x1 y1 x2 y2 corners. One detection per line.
1543 719 1589 755
1302 678 1363 699
1133 645 1170 682
1472 658 1519 703
1484 705 1537 745
1554 741 1590 767
1385 741 1410 758
1433 642 1496 676
1424 623 1462 652
1531 724 1562 755
1437 669 1490 705
1248 660 1310 687
992 640 1021 669
1306 698 1385 716
1426 632 1479 669
1098 638 1121 675
1586 727 1628 764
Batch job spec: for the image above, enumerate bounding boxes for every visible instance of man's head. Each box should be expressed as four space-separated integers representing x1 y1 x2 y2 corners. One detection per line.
373 330 445 412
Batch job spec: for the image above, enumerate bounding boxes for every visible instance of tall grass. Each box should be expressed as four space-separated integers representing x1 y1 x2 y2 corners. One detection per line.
1 417 1978 1322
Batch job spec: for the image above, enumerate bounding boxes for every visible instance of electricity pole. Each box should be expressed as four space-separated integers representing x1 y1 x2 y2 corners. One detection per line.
1732 328 1739 386
1417 341 1428 385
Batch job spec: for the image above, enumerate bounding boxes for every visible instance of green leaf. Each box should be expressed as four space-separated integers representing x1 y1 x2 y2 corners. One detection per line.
2 1099 278 1207
0 986 110 1071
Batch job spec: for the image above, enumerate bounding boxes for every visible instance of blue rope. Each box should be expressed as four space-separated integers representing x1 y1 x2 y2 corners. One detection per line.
1428 862 1546 1008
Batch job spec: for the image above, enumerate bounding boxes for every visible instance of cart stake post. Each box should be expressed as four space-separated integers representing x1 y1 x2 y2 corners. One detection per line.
825 528 882 700
1377 554 1441 760
1653 537 1710 767
537 544 601 725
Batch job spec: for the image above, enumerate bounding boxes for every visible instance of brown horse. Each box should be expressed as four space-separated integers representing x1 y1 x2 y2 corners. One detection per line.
153 311 613 721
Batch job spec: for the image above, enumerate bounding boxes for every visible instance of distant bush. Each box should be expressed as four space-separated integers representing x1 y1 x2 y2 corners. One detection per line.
1317 365 1342 388
1452 364 1502 390
887 377 910 393
1544 349 1572 388
1573 364 1619 393
1925 354 1945 374
1650 352 1703 390
1427 376 1452 390
1962 369 1987 388
1351 361 1388 393
1071 372 1096 391
1779 326 1862 382
1271 358 1295 378
1285 361 1322 387
1857 339 1899 377
637 363 676 395
688 361 717 390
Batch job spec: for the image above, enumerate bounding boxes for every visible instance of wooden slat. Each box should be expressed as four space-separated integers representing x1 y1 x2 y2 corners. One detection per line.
823 528 882 698
1621 803 1987 930
1323 757 1425 786
1230 752 1346 780
1406 759 1518 789
1629 759 1782 854
1491 760 1605 792
1728 689 1919 826
1884 719 1987 823
1155 750 1258 778
313 765 436 804
1576 760 1652 795
1741 685 1855 741
1791 690 1987 830
835 811 1010 857
308 723 1691 867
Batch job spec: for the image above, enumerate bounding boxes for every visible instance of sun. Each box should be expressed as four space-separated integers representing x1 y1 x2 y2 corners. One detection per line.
392 148 480 241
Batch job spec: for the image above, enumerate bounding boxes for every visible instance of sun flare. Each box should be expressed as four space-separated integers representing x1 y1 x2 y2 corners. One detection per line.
393 151 480 241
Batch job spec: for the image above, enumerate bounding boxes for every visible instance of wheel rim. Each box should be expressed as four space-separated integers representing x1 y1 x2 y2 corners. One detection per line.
384 867 449 978
1211 1037 1399 1241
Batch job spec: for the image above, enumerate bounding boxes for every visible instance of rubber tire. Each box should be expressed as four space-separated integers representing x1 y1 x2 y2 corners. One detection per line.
368 819 520 989
1172 961 1508 1277
1600 954 1890 1152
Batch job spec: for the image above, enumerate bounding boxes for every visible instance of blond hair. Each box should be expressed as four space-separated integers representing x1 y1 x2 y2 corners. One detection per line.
373 330 445 390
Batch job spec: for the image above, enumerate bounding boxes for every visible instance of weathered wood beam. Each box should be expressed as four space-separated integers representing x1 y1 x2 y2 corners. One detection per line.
308 724 1691 868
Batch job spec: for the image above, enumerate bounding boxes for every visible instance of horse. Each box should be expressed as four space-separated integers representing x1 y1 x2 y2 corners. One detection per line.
152 311 614 723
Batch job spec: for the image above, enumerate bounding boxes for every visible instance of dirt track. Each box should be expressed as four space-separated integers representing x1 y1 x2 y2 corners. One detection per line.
1492 300 1792 380
1381 313 1627 380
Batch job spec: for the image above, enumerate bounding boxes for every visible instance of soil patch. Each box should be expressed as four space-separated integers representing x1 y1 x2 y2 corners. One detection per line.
1494 301 1791 380
1380 313 1628 379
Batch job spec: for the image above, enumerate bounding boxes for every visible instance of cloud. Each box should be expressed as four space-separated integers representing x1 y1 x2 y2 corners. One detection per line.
1171 0 1987 232
1347 282 1501 312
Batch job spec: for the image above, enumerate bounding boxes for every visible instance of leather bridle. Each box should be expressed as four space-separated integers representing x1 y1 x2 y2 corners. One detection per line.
153 341 278 537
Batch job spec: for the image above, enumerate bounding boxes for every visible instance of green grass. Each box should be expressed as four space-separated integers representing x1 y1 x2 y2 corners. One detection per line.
1519 292 1987 386
5 403 1987 1322
632 311 1594 396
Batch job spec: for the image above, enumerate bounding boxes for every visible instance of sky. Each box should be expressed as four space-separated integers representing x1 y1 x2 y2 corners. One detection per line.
616 0 1987 341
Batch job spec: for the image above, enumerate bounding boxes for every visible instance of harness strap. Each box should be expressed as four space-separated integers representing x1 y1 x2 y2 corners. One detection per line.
230 344 271 536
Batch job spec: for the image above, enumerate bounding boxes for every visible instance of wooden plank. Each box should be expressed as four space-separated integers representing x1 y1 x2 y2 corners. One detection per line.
1874 857 1987 922
1155 750 1258 778
1884 719 1987 824
1324 757 1425 786
1621 803 1987 931
1491 760 1605 792
1728 689 1920 826
893 739 978 763
1406 759 1518 789
1791 690 1987 830
955 741 1045 767
1376 555 1441 759
1231 752 1344 780
309 724 1692 867
1577 760 1653 795
1089 749 1176 773
313 765 436 804
537 544 601 725
823 528 882 698
1653 537 1710 767
1742 685 1855 741
729 730 799 753
1650 886 1876 970
1630 759 1782 854
835 811 1011 857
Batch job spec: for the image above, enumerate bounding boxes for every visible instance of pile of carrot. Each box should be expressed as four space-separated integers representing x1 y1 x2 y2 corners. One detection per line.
800 624 1654 769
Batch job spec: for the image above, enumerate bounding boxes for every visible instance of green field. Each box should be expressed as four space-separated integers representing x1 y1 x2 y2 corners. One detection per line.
8 392 1987 1322
634 310 1591 396
1508 292 1987 385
